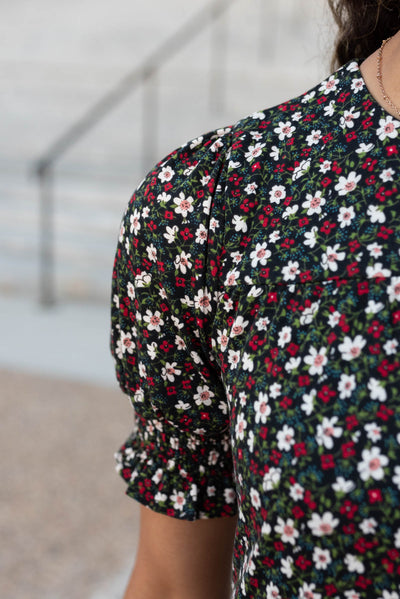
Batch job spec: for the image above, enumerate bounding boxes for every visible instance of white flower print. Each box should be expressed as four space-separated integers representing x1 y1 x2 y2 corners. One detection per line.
378 592 399 599
334 171 362 195
289 482 304 501
170 490 186 511
365 422 382 442
358 446 389 481
254 392 271 424
367 204 386 223
377 115 400 140
195 223 208 244
232 214 248 232
328 309 341 327
367 242 383 258
250 487 261 510
217 329 229 352
340 107 360 129
274 121 296 140
299 582 322 599
157 191 171 203
344 554 365 574
161 361 182 382
278 325 292 347
152 468 163 484
351 76 364 93
269 185 286 204
276 425 295 451
228 349 240 369
129 209 141 235
307 512 339 536
154 492 167 503
116 330 135 359
174 251 192 274
338 335 366 361
245 142 266 162
174 192 194 217
302 191 326 215
312 546 332 570
280 556 294 579
292 158 311 181
270 145 279 160
383 338 398 355
263 467 282 492
365 299 385 314
323 99 336 117
380 167 395 182
338 205 356 228
143 309 164 332
255 315 270 331
368 377 387 401
303 225 318 248
194 287 212 313
235 417 248 444
366 262 391 279
224 488 236 504
285 357 301 372
304 346 328 376
387 276 400 302
301 389 316 415
274 517 299 545
242 353 254 372
321 244 345 271
319 159 332 173
306 129 322 146
332 477 355 493
282 260 300 282
266 582 282 599
319 75 339 94
245 181 258 194
359 518 378 535
357 142 376 154
127 281 135 300
250 242 271 267
395 528 400 549
316 416 343 449
338 373 356 399
163 225 178 243
158 165 175 182
392 466 400 490
147 341 157 360
225 269 240 286
247 429 254 452
146 243 157 262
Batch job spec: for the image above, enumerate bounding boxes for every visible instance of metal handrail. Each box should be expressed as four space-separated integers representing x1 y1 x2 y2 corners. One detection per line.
34 0 235 305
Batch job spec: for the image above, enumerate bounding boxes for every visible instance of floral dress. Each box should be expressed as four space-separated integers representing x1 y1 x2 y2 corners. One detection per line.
110 61 400 598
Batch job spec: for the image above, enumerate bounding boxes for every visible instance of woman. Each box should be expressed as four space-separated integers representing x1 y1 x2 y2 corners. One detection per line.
110 1 400 597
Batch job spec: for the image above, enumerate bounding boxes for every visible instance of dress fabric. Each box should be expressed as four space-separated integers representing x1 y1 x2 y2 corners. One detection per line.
110 61 400 598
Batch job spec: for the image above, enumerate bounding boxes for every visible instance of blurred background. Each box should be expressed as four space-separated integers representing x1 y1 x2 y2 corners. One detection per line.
1 1 333 597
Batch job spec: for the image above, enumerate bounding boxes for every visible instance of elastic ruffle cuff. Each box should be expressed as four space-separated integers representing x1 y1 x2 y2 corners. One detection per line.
115 413 238 520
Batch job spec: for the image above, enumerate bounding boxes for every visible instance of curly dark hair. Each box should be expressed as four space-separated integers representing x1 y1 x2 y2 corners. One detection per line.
328 0 400 69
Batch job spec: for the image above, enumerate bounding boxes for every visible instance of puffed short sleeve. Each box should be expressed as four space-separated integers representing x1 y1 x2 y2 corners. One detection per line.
110 127 238 520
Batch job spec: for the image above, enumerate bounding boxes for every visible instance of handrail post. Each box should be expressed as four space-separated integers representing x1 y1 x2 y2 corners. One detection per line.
209 5 228 114
38 164 56 306
142 70 158 173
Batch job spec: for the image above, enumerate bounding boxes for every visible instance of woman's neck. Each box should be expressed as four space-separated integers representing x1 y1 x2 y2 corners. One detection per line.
360 30 400 119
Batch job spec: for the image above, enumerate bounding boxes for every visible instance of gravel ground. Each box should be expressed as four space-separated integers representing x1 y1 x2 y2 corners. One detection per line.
1 368 139 599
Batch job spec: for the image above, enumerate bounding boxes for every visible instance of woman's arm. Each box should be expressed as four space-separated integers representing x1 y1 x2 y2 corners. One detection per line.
123 506 238 599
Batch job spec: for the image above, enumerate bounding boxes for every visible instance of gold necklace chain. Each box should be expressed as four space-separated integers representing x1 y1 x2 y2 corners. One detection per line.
377 36 400 119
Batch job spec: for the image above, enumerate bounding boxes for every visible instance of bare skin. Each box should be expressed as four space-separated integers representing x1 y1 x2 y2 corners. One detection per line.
122 506 238 599
360 30 400 119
